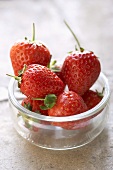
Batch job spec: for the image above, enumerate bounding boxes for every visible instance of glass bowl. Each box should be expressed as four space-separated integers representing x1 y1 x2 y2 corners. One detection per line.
8 72 110 150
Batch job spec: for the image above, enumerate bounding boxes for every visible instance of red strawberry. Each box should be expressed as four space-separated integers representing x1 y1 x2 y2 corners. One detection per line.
61 22 101 96
21 97 48 115
82 89 104 110
61 51 101 96
8 64 65 98
10 23 51 76
19 95 53 132
48 91 88 130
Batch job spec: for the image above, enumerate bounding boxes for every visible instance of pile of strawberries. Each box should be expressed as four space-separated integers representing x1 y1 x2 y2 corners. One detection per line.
8 23 103 130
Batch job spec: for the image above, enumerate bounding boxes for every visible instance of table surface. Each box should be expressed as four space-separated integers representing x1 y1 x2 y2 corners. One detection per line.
0 0 113 170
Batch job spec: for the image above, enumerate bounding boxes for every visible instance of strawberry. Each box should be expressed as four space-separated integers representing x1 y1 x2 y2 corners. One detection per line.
82 89 104 110
8 64 65 98
10 23 51 76
48 91 88 130
18 95 54 132
21 97 48 115
61 21 101 96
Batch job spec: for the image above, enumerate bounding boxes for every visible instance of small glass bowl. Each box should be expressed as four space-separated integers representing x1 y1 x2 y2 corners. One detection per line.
8 72 110 150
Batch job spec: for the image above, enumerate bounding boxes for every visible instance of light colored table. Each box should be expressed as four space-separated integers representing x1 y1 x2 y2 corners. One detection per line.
0 0 113 170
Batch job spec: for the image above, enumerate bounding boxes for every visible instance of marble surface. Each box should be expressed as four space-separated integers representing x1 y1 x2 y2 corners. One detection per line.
0 0 113 169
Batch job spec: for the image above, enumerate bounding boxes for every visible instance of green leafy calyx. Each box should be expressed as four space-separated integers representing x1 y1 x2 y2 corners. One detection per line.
33 94 57 110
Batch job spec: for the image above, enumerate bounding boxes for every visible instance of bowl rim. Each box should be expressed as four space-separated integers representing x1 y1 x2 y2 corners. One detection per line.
8 72 110 122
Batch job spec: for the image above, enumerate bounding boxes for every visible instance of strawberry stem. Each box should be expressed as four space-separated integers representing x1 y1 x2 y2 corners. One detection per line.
33 97 45 101
64 20 82 52
48 60 57 69
18 64 27 76
6 74 21 84
48 60 61 72
50 60 57 67
6 64 27 87
32 23 35 41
